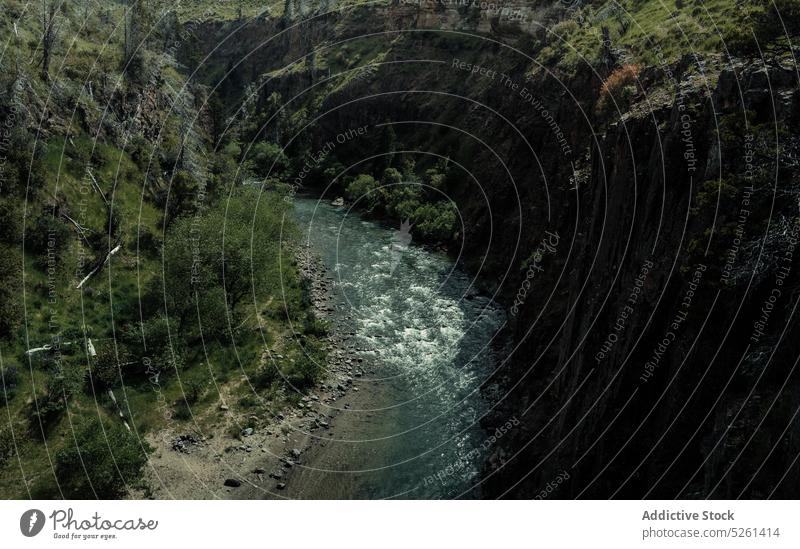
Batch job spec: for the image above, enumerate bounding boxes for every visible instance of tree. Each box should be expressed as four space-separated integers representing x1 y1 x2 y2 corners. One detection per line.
345 174 379 209
89 343 134 390
412 202 457 242
40 0 60 82
283 0 294 21
249 141 290 179
164 170 201 226
123 0 156 78
56 418 151 498
1 128 46 197
379 124 398 170
122 314 185 379
159 188 290 340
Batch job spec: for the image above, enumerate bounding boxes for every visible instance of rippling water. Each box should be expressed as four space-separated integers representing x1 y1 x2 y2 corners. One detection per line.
290 197 504 499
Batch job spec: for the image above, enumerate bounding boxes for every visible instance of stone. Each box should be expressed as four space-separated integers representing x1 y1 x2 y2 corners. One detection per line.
276 482 287 490
242 428 254 437
224 479 241 488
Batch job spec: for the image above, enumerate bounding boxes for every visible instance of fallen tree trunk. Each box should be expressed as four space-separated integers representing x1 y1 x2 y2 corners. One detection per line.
76 242 121 289
60 212 92 247
86 170 109 207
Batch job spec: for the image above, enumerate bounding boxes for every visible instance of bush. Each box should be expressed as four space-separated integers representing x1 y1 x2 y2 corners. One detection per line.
0 198 23 244
413 202 458 242
163 170 202 224
89 343 133 390
345 174 380 208
727 0 800 54
55 418 151 498
31 364 86 431
182 376 206 405
122 315 185 379
249 141 290 178
303 314 328 336
253 364 279 390
279 339 325 391
0 244 23 340
0 428 14 468
159 187 291 339
0 365 19 406
281 357 319 391
596 64 642 113
26 214 71 257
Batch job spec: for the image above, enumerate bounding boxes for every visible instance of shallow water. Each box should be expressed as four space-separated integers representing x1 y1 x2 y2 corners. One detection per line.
289 197 504 499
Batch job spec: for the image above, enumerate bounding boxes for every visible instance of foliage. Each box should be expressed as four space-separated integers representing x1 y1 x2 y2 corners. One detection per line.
727 0 800 54
0 198 23 244
0 128 46 197
32 364 86 430
412 202 458 242
182 375 206 405
159 187 291 340
530 0 764 71
162 170 202 226
345 174 380 209
0 428 14 468
0 366 19 406
122 315 185 379
26 213 71 256
89 342 135 391
596 64 642 113
123 0 160 80
345 166 458 243
279 337 325 391
0 244 23 340
55 418 151 498
247 141 291 179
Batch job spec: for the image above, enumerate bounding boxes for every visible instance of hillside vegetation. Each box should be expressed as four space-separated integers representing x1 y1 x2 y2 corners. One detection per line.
0 0 326 498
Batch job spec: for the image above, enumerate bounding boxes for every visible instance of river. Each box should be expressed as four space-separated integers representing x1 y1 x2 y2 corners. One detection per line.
287 197 505 499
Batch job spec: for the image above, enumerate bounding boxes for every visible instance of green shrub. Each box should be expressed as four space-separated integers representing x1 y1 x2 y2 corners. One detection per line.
55 418 151 498
0 244 23 340
159 187 291 339
120 315 185 383
89 343 134 390
31 364 86 431
249 141 290 178
413 202 458 242
0 428 15 468
345 173 380 208
0 366 19 406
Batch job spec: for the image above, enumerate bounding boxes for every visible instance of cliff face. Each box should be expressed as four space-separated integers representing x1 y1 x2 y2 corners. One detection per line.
182 4 800 498
483 59 800 499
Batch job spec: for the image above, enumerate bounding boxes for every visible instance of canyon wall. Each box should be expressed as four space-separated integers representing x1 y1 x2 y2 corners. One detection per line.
181 2 800 498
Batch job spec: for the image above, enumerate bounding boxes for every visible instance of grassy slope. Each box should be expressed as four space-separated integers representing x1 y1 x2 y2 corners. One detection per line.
538 0 743 67
0 0 323 498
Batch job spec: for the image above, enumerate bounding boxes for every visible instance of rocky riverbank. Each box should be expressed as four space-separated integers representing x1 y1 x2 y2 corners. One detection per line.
140 242 376 499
